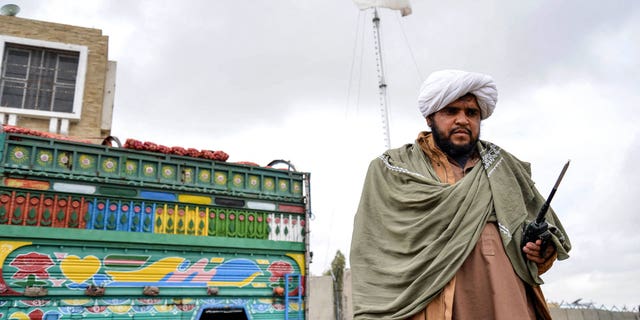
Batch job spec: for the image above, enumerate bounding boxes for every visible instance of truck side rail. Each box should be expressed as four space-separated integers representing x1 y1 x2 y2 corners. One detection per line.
0 132 304 201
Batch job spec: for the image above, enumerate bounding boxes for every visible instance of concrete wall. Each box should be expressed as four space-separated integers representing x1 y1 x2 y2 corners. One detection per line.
309 275 335 320
0 14 112 140
342 268 353 320
309 272 353 320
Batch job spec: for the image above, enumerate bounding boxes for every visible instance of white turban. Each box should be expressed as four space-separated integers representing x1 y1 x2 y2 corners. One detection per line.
418 69 498 120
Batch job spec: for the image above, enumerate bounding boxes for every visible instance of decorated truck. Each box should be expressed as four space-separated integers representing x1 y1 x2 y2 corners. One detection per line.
0 125 310 320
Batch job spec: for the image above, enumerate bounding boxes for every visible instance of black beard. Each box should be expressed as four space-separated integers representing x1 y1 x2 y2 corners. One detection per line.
430 123 478 159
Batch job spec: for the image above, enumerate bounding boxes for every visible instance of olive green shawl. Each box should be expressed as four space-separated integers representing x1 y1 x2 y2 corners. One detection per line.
350 141 571 320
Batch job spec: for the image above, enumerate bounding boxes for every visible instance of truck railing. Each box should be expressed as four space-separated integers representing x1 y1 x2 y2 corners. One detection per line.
0 187 306 243
0 131 305 201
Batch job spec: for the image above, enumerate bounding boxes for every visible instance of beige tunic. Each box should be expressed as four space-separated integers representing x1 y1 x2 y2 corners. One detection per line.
409 132 553 320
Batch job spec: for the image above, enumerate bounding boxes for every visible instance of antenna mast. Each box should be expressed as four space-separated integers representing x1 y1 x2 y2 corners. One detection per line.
353 0 411 149
372 8 391 149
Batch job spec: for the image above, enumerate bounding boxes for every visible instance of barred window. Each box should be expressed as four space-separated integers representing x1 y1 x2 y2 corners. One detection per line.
0 36 87 121
1 43 79 113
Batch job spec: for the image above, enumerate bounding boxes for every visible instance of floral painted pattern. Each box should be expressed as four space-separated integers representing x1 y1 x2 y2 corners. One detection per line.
102 158 118 173
9 252 54 279
248 176 259 189
232 174 243 187
213 172 225 185
9 146 29 164
279 180 288 192
78 155 94 169
201 170 212 183
264 178 275 191
161 166 175 179
293 182 302 194
124 161 137 175
143 164 155 177
266 261 293 282
57 153 71 168
36 150 53 167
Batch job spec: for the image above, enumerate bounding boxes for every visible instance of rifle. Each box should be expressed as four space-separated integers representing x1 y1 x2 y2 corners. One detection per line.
521 160 570 259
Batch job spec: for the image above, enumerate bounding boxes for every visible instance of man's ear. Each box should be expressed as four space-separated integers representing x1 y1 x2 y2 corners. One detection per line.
426 115 433 127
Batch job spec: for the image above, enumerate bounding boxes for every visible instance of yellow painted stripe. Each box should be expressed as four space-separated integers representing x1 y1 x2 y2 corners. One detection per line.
106 257 185 282
61 299 91 305
211 257 225 263
108 305 131 314
251 283 267 288
178 194 212 205
256 259 270 265
8 311 30 320
0 241 31 265
286 253 306 276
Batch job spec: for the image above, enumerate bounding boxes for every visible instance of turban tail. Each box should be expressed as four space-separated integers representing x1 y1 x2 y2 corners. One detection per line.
418 70 498 119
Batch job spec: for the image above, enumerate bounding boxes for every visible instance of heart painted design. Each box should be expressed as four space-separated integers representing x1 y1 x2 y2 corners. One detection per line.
60 255 101 284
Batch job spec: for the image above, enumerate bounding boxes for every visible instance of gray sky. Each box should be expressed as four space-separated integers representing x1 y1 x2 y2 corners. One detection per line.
8 0 639 309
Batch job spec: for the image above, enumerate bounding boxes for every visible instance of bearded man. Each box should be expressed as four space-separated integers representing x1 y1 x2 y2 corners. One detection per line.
350 70 571 320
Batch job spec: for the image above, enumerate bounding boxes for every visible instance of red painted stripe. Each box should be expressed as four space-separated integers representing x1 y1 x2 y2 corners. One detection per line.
278 204 305 213
4 178 50 190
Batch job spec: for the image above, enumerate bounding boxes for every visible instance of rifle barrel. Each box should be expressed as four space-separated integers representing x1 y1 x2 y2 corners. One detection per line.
535 160 570 223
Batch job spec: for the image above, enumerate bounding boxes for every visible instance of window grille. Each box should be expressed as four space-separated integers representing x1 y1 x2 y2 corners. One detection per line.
1 43 79 113
0 35 87 123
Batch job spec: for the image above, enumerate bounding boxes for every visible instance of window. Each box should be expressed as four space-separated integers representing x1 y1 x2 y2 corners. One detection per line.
0 35 87 120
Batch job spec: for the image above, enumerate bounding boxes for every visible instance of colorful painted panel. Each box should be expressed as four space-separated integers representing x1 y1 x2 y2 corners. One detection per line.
159 164 177 182
122 159 138 177
268 213 305 242
182 166 195 184
140 161 158 180
292 180 303 196
0 296 304 320
0 240 304 298
5 145 31 167
230 173 245 191
278 179 290 194
76 154 97 174
100 157 119 177
248 175 260 191
0 191 88 228
86 199 155 232
0 187 306 243
153 203 208 236
34 148 55 169
54 150 73 171
207 208 269 240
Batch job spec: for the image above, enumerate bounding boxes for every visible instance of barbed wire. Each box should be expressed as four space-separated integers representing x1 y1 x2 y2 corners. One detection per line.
552 299 639 313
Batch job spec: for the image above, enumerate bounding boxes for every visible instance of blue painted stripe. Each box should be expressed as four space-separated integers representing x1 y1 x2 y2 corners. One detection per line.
140 191 176 202
86 198 96 230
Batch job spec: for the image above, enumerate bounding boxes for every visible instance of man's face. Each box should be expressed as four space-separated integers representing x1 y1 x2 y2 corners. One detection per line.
427 94 481 157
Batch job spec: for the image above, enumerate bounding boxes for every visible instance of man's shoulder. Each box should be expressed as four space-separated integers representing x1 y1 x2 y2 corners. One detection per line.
377 143 423 162
366 143 427 173
478 140 532 175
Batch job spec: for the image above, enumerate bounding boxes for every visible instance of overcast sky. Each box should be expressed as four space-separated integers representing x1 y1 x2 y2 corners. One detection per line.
7 0 639 309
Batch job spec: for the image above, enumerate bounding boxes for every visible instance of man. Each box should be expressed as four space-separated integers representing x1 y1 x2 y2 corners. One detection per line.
350 70 571 320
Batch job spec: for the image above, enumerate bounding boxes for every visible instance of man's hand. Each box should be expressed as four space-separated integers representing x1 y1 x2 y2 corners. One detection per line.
522 239 555 264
